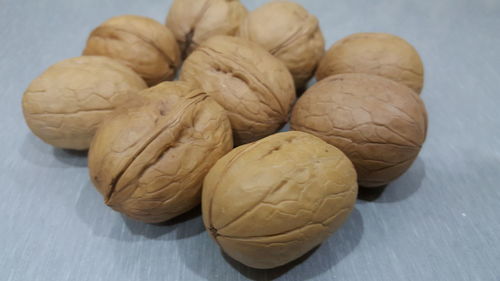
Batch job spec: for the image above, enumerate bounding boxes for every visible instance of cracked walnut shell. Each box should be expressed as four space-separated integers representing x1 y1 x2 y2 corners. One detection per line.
83 15 181 86
166 0 247 58
291 73 428 187
202 131 358 269
88 81 233 223
180 36 295 145
22 56 147 150
316 32 424 94
238 1 325 89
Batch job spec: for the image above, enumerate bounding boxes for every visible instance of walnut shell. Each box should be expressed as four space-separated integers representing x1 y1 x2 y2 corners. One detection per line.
166 0 248 58
316 33 424 94
83 15 181 86
22 56 147 150
180 36 295 145
291 73 428 187
202 131 357 269
238 1 325 90
88 81 233 223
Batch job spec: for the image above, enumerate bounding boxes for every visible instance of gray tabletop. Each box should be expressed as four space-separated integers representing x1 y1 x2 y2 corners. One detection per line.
1 0 499 280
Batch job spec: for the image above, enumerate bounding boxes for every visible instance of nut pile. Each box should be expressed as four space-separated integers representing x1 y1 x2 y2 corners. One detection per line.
21 0 427 270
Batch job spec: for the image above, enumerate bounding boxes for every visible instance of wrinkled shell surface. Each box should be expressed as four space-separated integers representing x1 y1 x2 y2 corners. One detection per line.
83 15 181 86
88 82 233 223
316 32 424 94
166 0 247 58
180 36 295 145
22 56 147 150
291 73 428 187
238 1 325 89
202 131 358 269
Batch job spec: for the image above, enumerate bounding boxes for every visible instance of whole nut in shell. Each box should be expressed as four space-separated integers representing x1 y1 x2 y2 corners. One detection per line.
180 36 295 145
202 131 358 269
83 15 181 86
291 73 428 187
88 81 233 223
166 0 248 58
22 56 147 150
238 1 325 89
316 32 424 94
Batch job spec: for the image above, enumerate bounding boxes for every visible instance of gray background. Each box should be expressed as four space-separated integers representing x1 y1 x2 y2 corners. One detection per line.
1 0 499 280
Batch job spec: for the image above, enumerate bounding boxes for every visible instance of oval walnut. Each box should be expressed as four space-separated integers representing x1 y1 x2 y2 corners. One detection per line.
202 131 358 269
88 81 233 223
291 73 428 187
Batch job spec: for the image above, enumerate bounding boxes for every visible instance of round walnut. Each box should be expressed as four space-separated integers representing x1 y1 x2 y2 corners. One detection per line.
180 36 295 145
166 0 248 58
238 1 325 89
291 73 428 187
88 81 233 223
22 56 147 150
316 32 424 94
202 131 358 269
83 15 181 86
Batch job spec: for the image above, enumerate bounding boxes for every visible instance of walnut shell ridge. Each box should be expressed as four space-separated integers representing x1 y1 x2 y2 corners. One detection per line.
83 15 181 86
291 73 428 187
238 1 325 90
88 81 233 223
202 131 358 269
180 35 295 145
316 32 424 94
22 56 147 150
166 0 248 58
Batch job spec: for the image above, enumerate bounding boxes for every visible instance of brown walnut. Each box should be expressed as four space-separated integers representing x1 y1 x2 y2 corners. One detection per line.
166 0 248 58
316 32 424 94
180 36 295 145
22 56 147 150
88 81 233 223
291 73 428 187
83 15 181 86
238 1 325 90
202 131 358 269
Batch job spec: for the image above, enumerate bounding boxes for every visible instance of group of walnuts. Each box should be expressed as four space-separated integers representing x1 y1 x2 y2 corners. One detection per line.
22 0 427 270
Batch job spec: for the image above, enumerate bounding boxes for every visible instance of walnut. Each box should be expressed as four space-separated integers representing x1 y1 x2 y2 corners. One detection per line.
202 131 358 269
316 32 424 94
83 15 181 86
22 56 147 150
166 0 248 58
291 73 428 187
180 36 295 145
88 81 233 223
238 1 325 90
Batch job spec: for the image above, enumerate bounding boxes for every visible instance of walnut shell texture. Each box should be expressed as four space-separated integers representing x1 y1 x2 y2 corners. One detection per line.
291 73 428 187
22 56 147 150
88 81 233 223
316 32 424 94
180 36 295 145
238 1 325 89
83 15 181 86
166 0 248 58
202 131 358 269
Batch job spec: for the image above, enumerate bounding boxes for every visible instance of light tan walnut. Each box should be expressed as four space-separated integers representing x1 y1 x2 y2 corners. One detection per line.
316 32 424 94
291 73 428 187
180 36 295 145
22 56 147 150
83 15 181 86
202 131 358 269
88 81 233 223
166 0 247 58
238 1 325 90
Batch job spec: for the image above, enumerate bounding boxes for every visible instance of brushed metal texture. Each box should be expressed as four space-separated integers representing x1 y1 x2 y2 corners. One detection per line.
1 0 499 280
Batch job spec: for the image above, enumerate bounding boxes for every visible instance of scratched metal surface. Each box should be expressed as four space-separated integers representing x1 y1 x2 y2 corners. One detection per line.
1 0 499 280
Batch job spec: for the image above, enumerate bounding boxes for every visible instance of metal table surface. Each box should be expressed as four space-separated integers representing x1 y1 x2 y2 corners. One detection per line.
1 0 499 280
